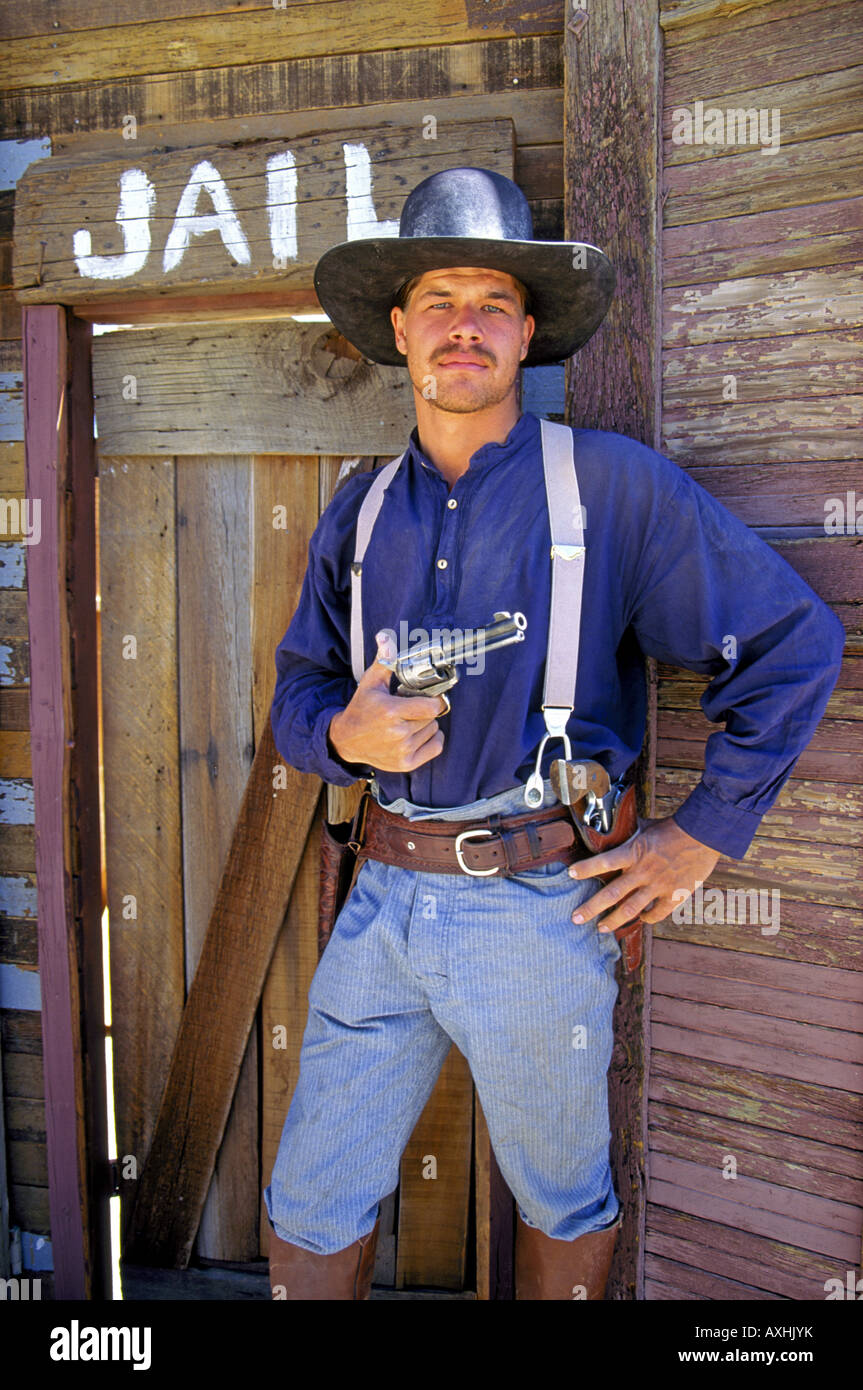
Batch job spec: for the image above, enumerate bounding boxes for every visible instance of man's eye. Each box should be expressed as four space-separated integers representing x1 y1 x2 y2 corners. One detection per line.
429 301 504 311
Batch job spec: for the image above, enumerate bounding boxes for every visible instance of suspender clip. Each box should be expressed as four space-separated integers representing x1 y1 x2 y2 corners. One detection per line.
524 706 572 809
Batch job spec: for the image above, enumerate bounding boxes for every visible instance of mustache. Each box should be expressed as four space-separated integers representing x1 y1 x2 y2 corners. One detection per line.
434 350 495 366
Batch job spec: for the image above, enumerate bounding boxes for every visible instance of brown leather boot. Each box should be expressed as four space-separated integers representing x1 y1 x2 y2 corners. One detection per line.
515 1212 622 1300
269 1221 380 1300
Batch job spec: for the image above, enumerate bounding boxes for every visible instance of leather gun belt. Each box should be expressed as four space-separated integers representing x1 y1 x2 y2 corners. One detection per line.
357 795 591 877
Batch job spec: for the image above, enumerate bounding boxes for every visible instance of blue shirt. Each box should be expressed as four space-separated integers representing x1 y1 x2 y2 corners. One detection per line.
271 410 845 858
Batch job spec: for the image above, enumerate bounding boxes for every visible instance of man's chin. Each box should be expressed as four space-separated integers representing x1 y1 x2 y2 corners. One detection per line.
414 375 517 414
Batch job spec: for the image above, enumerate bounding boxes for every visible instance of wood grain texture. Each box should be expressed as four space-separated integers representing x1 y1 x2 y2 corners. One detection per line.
92 322 416 456
14 120 515 303
664 132 863 226
663 265 863 347
664 197 863 286
255 452 321 1254
22 306 89 1295
99 455 185 1250
122 720 320 1267
395 1043 473 1291
646 1203 851 1300
177 455 258 1259
565 0 661 1301
663 1 861 100
0 0 563 89
474 1094 514 1300
2 35 563 142
663 67 863 168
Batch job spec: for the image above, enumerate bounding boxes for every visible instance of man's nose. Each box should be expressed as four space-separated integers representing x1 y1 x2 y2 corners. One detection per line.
448 305 484 339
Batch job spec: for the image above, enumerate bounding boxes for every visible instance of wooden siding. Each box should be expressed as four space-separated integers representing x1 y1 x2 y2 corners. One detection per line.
650 0 863 1300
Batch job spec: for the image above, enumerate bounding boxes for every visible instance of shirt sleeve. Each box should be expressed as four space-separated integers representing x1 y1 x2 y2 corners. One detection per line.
270 477 375 787
626 462 846 859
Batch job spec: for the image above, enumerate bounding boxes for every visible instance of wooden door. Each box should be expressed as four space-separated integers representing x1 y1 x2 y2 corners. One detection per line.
94 318 479 1288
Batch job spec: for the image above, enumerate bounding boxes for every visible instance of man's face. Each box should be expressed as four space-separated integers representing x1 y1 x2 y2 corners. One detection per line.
390 267 535 414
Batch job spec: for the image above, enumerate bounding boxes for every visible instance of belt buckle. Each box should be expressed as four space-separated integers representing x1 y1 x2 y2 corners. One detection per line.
454 828 499 876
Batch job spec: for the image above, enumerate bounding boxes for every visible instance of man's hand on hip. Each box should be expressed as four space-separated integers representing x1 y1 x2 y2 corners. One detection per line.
328 631 448 773
567 816 721 930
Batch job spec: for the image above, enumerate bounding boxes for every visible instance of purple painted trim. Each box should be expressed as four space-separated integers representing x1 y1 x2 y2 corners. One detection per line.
23 305 88 1300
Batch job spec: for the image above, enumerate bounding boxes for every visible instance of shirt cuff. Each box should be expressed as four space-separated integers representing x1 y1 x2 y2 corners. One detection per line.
671 780 765 860
314 705 373 786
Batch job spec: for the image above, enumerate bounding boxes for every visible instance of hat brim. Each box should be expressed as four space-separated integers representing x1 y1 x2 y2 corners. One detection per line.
312 237 615 368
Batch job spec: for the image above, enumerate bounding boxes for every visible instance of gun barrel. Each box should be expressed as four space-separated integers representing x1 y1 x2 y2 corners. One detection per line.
435 612 526 664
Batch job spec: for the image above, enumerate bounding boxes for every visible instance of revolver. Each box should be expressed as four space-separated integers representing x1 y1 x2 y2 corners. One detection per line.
378 611 527 713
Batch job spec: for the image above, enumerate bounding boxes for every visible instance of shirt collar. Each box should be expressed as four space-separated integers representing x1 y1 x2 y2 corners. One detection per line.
407 410 539 481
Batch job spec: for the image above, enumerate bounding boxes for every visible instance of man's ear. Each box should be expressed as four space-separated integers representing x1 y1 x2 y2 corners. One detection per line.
521 313 536 358
390 305 407 356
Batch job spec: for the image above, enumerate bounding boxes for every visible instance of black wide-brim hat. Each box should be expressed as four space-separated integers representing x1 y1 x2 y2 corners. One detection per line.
313 167 615 368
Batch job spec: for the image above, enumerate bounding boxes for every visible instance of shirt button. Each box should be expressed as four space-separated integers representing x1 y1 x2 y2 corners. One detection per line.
447 498 458 509
437 558 448 569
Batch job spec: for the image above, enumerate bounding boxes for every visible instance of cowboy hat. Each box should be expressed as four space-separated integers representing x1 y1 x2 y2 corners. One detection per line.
312 166 615 368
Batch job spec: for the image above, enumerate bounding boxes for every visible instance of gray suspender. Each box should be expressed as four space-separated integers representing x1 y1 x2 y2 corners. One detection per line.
349 452 406 686
523 418 586 806
348 420 585 808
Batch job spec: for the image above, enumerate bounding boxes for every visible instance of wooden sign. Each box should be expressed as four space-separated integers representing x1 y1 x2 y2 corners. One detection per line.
13 120 514 305
91 320 416 455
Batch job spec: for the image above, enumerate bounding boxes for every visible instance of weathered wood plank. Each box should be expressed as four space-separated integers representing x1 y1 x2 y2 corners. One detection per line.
92 322 416 456
53 88 564 164
650 1105 863 1194
662 330 863 405
99 455 185 1251
177 455 257 1260
644 1252 780 1299
646 1204 851 1300
648 1176 860 1262
654 890 863 970
664 196 863 286
0 0 564 89
23 306 89 1296
652 1021 863 1094
652 965 863 1032
14 120 515 304
258 812 322 1256
648 1052 863 1141
395 1044 473 1290
650 1151 861 1235
658 772 863 846
651 1130 863 1211
0 826 35 873
2 1049 43 1099
8 1182 50 1234
0 1029 9 1276
122 722 321 1268
0 731 29 777
474 1095 514 1301
662 265 863 347
7 1138 48 1188
653 994 862 1065
664 132 863 225
661 396 862 463
663 68 863 168
256 451 321 1254
0 919 37 967
660 0 818 33
565 0 661 1304
1 35 563 142
0 0 266 39
663 3 862 102
652 938 863 1002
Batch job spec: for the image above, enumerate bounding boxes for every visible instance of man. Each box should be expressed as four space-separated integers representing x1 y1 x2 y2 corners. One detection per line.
263 168 845 1300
